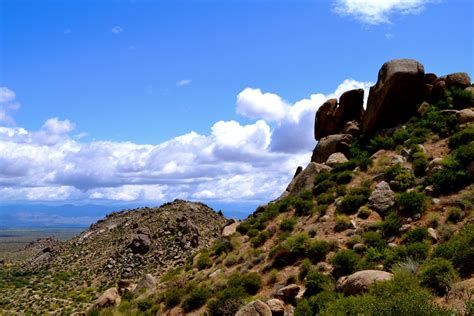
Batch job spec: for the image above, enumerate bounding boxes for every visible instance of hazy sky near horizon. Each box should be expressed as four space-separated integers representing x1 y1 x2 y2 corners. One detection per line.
0 0 473 210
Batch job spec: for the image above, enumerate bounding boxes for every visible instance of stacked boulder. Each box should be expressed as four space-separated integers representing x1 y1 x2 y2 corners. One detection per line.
311 58 473 164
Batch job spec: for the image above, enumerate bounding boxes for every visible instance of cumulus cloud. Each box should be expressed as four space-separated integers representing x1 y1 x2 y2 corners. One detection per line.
333 0 438 25
177 79 191 86
111 26 123 34
236 88 291 122
0 80 372 204
0 87 20 125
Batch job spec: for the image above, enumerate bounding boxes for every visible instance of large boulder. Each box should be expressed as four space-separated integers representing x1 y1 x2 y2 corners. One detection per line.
222 221 239 237
134 273 156 294
336 270 393 296
368 181 395 213
235 300 272 316
362 59 425 135
314 90 364 140
128 234 151 254
326 152 349 166
446 72 471 89
283 162 331 197
266 299 285 316
335 89 365 129
93 288 121 308
311 134 353 163
117 279 136 295
275 284 301 304
456 108 474 124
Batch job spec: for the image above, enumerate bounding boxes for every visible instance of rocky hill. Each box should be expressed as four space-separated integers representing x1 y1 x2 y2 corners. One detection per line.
0 200 228 313
1 58 473 315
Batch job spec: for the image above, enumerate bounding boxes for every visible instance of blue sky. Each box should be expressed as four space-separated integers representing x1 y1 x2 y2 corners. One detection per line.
0 0 472 222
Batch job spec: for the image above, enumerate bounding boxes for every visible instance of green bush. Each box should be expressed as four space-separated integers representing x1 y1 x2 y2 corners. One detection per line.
449 126 474 149
362 231 386 250
368 135 395 152
227 272 262 295
207 287 246 316
357 206 371 219
396 191 427 216
384 164 416 191
334 170 353 184
380 212 402 237
294 199 313 216
304 271 332 297
136 298 153 312
433 224 474 277
334 215 353 232
428 164 469 195
453 142 474 167
419 258 459 295
315 192 335 205
164 287 184 308
403 227 428 244
338 186 371 214
450 86 472 109
250 230 270 248
331 249 359 278
406 242 430 260
196 251 212 270
279 218 296 232
213 238 234 256
182 286 211 312
294 299 313 316
446 207 463 223
412 152 429 177
271 233 309 268
306 239 331 263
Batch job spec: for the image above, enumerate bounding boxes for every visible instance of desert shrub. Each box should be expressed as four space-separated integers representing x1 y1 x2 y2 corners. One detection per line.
270 246 295 268
213 238 234 256
406 242 430 260
298 259 313 281
423 106 457 137
334 215 352 232
313 179 337 195
348 141 373 171
164 287 184 308
362 231 386 250
331 249 359 278
304 271 332 297
413 157 429 180
196 251 212 270
334 170 353 184
419 258 459 295
403 227 428 244
294 199 313 216
136 298 153 312
433 224 474 277
380 212 402 237
250 230 270 248
396 191 427 216
449 126 474 149
314 204 328 215
207 287 246 316
315 192 335 205
227 272 262 295
308 227 317 238
384 163 404 181
428 161 469 195
279 218 296 232
339 186 371 214
294 299 313 316
224 254 238 267
447 207 463 223
182 286 211 312
383 163 416 191
271 233 308 268
368 135 395 152
306 239 331 263
357 206 371 219
450 86 472 109
453 142 474 167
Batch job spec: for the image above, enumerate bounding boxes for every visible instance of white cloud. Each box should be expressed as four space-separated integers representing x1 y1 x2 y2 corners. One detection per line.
111 26 123 34
177 79 191 86
236 88 291 122
0 87 20 125
333 0 438 25
0 79 372 204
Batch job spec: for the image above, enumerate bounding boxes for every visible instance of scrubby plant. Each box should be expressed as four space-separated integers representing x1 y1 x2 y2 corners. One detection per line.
449 126 474 149
449 86 472 109
207 287 245 316
213 238 234 256
368 135 395 152
403 227 428 244
164 287 184 308
339 186 371 214
224 254 238 267
334 215 352 232
250 230 271 248
419 258 459 295
406 242 430 261
428 158 469 195
362 231 386 250
279 218 296 232
227 272 262 295
331 249 359 278
315 192 335 205
396 191 427 216
380 212 403 237
357 206 371 219
433 224 474 277
446 207 463 223
294 199 313 216
196 251 212 270
306 239 331 263
304 271 332 297
453 142 474 167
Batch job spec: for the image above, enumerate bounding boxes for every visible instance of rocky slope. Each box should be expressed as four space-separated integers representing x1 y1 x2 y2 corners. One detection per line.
0 200 228 313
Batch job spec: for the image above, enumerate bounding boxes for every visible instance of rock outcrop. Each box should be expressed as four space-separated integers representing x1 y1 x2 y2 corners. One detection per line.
282 162 331 197
235 300 272 316
362 59 425 135
311 134 353 163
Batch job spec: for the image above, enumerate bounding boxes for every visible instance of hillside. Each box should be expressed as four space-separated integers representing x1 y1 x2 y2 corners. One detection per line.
1 58 473 315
